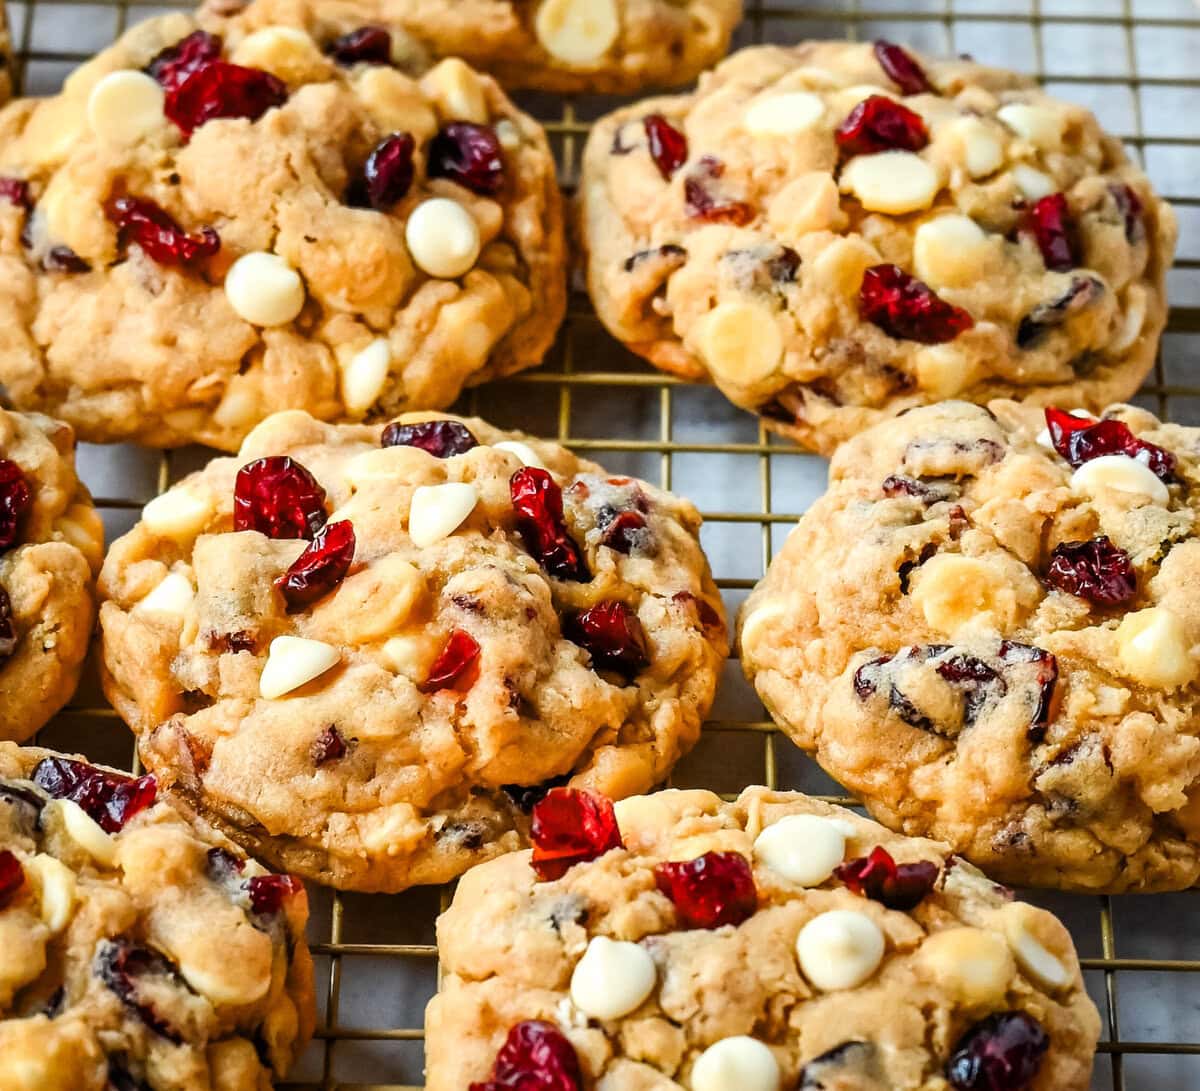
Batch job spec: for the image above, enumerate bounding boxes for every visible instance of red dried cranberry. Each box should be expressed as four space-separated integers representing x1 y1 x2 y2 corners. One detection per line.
428 123 505 196
1110 183 1143 243
1020 193 1078 272
835 95 928 157
422 629 481 693
655 851 757 929
234 456 328 540
165 61 287 137
598 509 647 554
530 787 622 880
0 459 32 552
246 873 302 915
469 1020 583 1091
0 587 15 663
860 264 974 343
511 468 590 582
381 419 479 456
997 641 1058 742
33 757 156 833
0 177 31 209
1046 536 1136 606
351 132 415 210
1016 276 1103 349
946 1011 1049 1090
684 156 754 226
276 520 355 610
0 849 24 909
96 940 185 1042
311 724 347 765
874 40 931 95
936 653 1005 727
672 589 723 632
643 113 688 180
563 600 649 681
327 25 391 66
147 30 223 93
835 845 939 911
1044 407 1176 481
105 196 219 265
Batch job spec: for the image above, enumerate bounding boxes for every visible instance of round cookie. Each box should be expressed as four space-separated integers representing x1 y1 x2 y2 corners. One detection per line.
0 408 103 743
580 40 1177 455
97 410 728 892
0 2 565 450
741 399 1200 892
0 742 315 1090
426 785 1099 1090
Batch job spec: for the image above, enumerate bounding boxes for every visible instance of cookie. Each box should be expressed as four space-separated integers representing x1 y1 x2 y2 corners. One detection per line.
97 410 728 892
740 399 1200 892
0 742 315 1090
580 40 1177 456
0 3 565 450
0 408 102 743
0 2 12 107
426 784 1100 1090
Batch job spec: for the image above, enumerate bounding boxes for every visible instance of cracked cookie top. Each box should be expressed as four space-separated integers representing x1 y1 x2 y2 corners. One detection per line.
426 785 1099 1091
0 0 565 449
0 742 315 1091
581 40 1176 455
97 410 727 892
741 399 1200 892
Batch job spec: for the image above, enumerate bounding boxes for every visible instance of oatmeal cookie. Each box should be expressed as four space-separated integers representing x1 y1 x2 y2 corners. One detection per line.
580 40 1176 456
741 400 1200 892
0 2 11 107
0 2 565 450
97 410 727 892
0 408 102 743
0 742 315 1091
426 785 1099 1090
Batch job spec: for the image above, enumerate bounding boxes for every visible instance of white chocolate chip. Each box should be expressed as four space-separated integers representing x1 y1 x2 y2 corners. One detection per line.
406 198 481 279
944 117 1004 179
259 636 341 699
913 215 989 289
767 172 841 239
918 927 1015 1006
997 103 1065 151
911 554 1007 635
177 954 271 1007
1110 284 1148 354
231 26 326 84
535 0 619 65
795 909 885 991
811 236 881 297
380 634 435 681
569 936 657 1020
26 854 76 934
693 301 784 385
738 601 787 655
1070 454 1169 505
341 338 391 414
744 92 826 136
691 1036 781 1091
753 815 845 886
1000 904 1070 992
914 344 983 399
840 150 940 215
1116 607 1197 690
86 70 165 145
408 482 478 547
224 252 306 327
141 488 212 541
494 119 522 150
52 799 117 868
493 440 546 469
421 58 489 124
134 571 195 618
1012 164 1056 201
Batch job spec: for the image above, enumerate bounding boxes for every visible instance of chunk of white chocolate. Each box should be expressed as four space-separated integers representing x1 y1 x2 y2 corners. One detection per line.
26 854 77 934
997 103 1065 151
406 198 481 279
141 488 212 541
1000 904 1071 992
224 252 306 327
795 909 885 991
690 1036 781 1091
744 92 826 136
911 554 1006 635
87 70 165 145
1070 454 1169 506
259 636 341 699
693 301 784 385
492 440 546 469
340 338 391 414
421 58 489 124
1116 607 1196 690
840 151 940 215
52 800 117 868
918 927 1014 1006
569 936 656 1020
913 214 989 289
135 571 195 618
1012 164 1056 201
534 0 619 65
753 814 845 886
408 482 478 547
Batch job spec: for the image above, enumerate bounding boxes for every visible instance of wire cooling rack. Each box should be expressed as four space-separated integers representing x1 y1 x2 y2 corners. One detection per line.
12 0 1200 1088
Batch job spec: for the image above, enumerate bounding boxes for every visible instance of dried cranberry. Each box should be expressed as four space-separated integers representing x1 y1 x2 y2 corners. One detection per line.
33 757 156 833
881 474 955 504
598 509 647 554
874 40 932 94
311 725 347 765
469 1020 584 1091
654 851 757 929
672 589 724 632
510 468 589 582
381 419 479 457
165 61 287 137
0 177 31 209
936 653 1006 727
350 132 415 210
44 246 89 272
530 787 622 881
245 873 302 915
105 196 219 265
860 264 974 343
0 459 32 552
997 641 1058 742
422 629 481 693
147 30 223 93
1020 193 1078 272
234 456 328 540
428 123 505 195
1046 536 1136 606
327 25 391 66
563 600 649 681
205 846 245 882
1043 407 1175 480
95 940 185 1042
684 156 754 226
0 849 24 909
1110 184 1144 243
835 95 928 157
1016 276 1103 349
276 520 355 610
946 1011 1049 1090
643 113 688 180
835 846 939 910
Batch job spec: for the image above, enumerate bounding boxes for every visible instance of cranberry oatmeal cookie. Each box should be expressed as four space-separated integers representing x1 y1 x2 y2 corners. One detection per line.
580 40 1176 456
0 408 102 743
0 2 564 450
97 410 727 892
426 785 1099 1090
740 400 1200 892
0 742 315 1091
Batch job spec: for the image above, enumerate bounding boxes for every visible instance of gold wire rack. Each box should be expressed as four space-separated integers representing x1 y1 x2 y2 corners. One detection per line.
13 0 1200 1088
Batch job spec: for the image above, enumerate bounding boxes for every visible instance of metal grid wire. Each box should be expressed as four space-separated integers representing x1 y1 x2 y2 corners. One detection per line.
14 0 1200 1088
